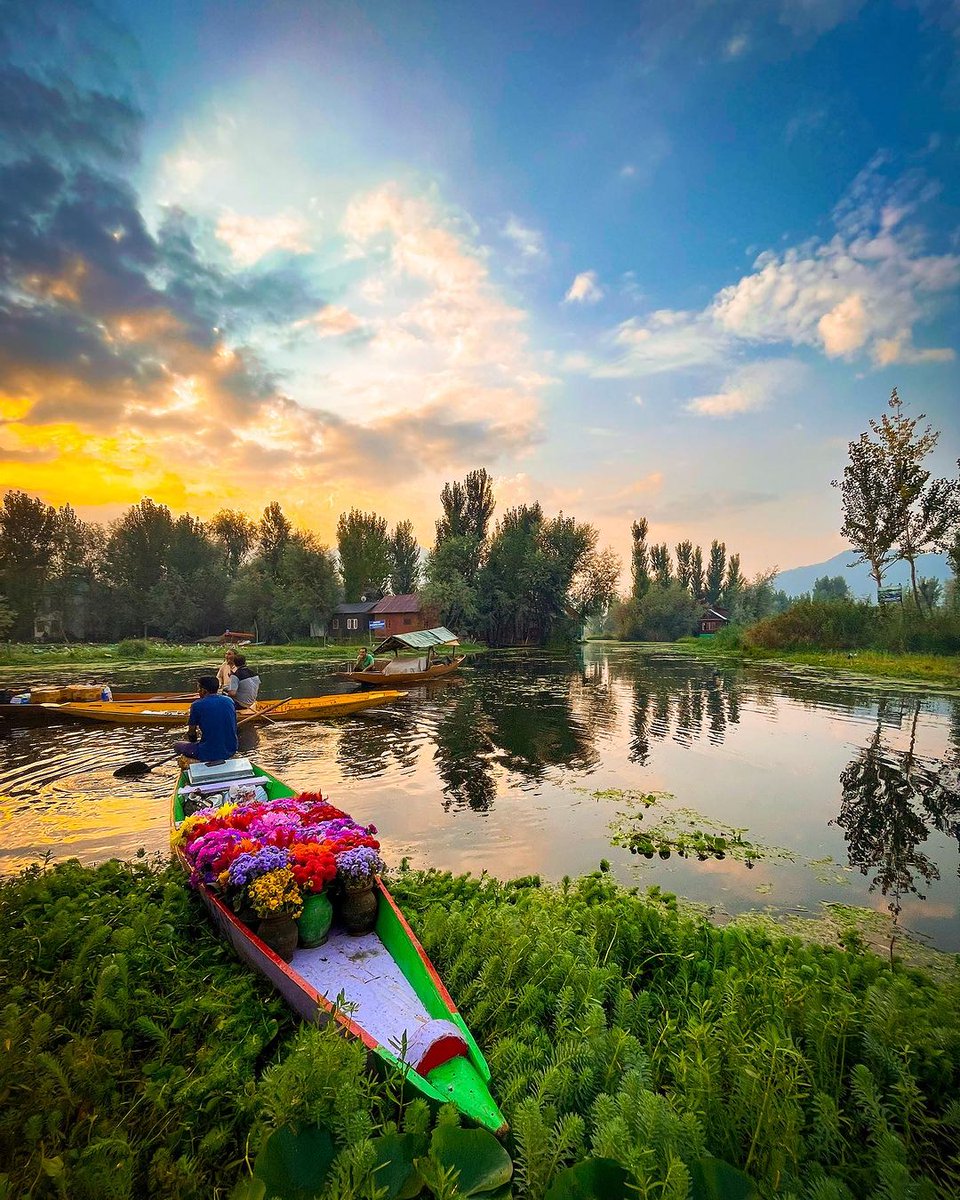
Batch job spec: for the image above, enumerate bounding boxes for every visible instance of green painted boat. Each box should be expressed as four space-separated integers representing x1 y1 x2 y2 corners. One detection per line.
170 761 507 1135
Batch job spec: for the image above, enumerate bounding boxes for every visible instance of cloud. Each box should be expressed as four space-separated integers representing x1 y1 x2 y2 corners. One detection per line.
502 215 547 267
684 360 807 419
215 210 312 266
724 34 749 58
0 13 548 520
575 155 959 389
564 271 604 304
293 305 363 337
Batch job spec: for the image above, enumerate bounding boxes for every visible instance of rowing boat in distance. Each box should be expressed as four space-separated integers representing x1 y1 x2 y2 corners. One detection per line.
334 627 465 687
171 759 507 1134
44 692 402 724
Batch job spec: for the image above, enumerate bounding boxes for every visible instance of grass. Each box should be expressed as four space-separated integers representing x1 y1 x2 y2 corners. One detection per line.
0 640 487 672
672 640 960 687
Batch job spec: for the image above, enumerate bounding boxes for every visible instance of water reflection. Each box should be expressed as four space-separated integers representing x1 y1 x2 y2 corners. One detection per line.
627 670 742 761
836 699 960 919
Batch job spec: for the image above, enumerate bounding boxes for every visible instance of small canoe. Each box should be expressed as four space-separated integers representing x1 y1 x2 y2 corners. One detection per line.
52 692 402 725
171 763 507 1135
333 656 465 687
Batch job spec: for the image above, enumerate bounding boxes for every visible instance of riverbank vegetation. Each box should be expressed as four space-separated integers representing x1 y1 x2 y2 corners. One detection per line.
0 639 486 672
0 469 619 652
2 857 958 1199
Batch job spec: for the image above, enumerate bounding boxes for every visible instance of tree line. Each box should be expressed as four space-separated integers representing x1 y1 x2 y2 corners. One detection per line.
0 470 621 647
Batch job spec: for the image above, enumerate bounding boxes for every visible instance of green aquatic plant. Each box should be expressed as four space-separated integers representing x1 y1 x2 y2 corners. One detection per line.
2 859 959 1199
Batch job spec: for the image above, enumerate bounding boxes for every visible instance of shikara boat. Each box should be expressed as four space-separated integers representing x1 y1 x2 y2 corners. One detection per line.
334 627 465 687
171 760 507 1135
50 691 402 725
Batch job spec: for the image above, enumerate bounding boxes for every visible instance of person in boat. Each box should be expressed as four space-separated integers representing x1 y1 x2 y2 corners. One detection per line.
354 647 375 673
216 647 237 691
225 653 261 709
174 676 239 762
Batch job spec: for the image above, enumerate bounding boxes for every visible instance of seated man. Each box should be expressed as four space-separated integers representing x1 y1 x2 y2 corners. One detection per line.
225 653 261 709
174 676 239 762
354 647 375 672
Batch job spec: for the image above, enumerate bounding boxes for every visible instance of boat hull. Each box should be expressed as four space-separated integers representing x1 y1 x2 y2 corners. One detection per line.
45 691 402 724
333 656 465 687
171 766 507 1134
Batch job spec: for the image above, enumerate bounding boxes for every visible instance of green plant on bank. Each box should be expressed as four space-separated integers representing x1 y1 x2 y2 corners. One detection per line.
0 641 488 669
2 860 960 1199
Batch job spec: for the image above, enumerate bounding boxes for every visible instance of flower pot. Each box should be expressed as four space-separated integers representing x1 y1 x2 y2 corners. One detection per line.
256 914 299 961
298 892 334 948
339 883 378 936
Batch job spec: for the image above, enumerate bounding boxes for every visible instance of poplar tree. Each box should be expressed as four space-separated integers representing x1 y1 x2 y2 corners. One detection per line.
630 518 650 599
690 545 705 601
675 540 694 592
389 520 421 594
650 542 672 588
705 541 726 605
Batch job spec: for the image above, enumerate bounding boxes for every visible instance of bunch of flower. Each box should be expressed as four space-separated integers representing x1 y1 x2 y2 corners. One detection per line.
227 844 290 889
288 841 338 894
246 867 303 919
336 845 384 890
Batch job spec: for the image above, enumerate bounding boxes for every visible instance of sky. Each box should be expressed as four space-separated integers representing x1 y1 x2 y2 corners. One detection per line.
0 0 958 578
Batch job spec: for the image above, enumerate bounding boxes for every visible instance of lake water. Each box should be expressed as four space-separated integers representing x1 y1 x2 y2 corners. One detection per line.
1 646 958 950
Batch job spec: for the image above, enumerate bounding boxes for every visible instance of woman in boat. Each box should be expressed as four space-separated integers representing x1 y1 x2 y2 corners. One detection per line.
216 647 237 691
225 653 261 710
174 676 239 762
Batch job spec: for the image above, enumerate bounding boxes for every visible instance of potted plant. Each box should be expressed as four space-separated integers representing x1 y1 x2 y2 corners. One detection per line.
246 867 303 961
289 843 337 947
334 846 384 936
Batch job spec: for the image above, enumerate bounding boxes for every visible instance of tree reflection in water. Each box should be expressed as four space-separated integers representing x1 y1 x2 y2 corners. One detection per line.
629 669 741 762
835 698 960 920
432 654 602 811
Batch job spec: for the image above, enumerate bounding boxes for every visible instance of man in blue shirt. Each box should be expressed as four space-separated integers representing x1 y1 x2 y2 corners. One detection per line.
174 676 239 762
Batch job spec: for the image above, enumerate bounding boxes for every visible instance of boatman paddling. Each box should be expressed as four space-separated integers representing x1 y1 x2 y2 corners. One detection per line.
174 676 239 763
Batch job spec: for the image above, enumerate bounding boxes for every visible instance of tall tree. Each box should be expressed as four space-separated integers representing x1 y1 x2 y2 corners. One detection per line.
650 542 672 588
675 540 694 592
45 505 102 639
389 520 421 594
435 468 495 549
630 518 650 599
870 390 958 613
705 540 726 605
0 491 57 639
723 553 744 606
690 545 705 601
257 502 292 571
210 509 257 573
103 499 175 636
336 509 391 602
812 575 852 602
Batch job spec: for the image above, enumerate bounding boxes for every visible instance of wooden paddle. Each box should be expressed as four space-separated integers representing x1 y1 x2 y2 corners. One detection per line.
112 696 293 778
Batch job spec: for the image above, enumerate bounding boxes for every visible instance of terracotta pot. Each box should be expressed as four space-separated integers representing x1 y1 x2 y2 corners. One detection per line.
339 884 378 936
256 914 299 961
298 892 334 948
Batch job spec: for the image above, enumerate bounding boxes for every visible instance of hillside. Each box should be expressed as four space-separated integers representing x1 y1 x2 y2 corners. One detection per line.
776 550 951 598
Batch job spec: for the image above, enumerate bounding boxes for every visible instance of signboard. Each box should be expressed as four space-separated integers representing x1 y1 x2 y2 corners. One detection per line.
369 620 386 629
877 586 902 606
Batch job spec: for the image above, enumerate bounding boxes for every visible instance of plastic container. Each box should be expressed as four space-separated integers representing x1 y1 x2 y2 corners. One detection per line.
100 686 113 701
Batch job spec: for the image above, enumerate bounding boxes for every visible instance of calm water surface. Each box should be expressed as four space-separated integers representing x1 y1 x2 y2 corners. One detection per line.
1 646 958 949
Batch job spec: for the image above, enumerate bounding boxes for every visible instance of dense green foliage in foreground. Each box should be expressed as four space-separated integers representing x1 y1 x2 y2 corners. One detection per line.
737 599 960 657
2 860 959 1198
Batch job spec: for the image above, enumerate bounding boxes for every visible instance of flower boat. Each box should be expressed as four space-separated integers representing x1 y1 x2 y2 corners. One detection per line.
46 692 402 724
333 627 465 687
170 759 507 1135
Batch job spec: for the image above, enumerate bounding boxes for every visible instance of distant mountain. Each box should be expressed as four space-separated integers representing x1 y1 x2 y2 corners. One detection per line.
775 550 951 599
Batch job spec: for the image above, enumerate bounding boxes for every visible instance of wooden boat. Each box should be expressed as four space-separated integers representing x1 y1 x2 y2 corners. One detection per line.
49 692 402 725
334 627 465 687
171 761 507 1135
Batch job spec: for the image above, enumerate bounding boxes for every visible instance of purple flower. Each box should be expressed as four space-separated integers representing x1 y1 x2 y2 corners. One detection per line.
336 846 384 887
227 845 289 888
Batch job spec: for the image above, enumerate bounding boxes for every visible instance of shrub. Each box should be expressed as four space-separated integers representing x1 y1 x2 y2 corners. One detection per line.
115 638 151 658
744 599 877 651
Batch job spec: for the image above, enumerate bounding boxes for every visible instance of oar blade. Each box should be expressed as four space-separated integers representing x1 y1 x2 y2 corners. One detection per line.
113 761 153 778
